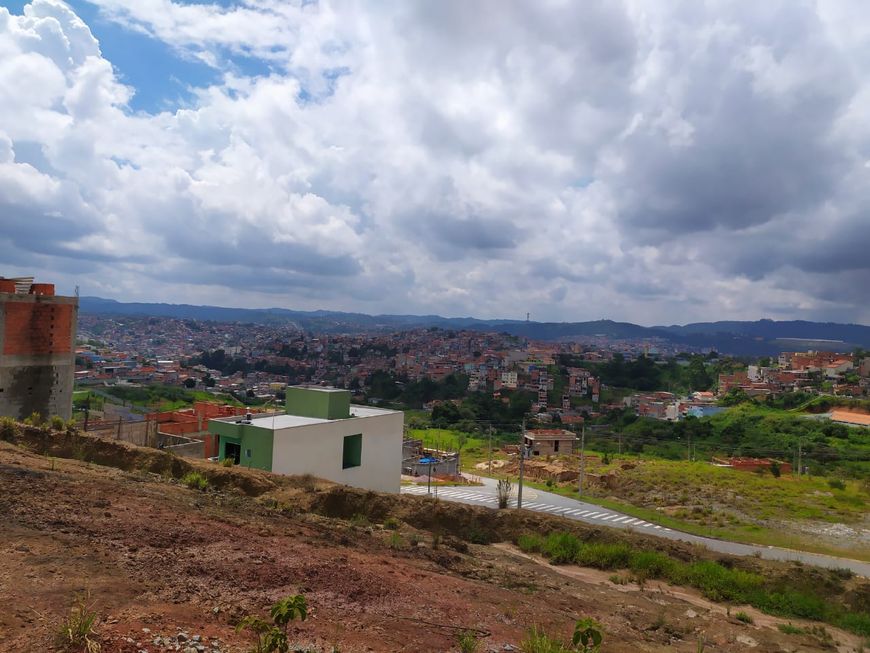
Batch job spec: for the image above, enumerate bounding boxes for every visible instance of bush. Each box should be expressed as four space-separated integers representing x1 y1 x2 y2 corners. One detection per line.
517 534 544 553
220 457 235 467
629 551 675 579
383 516 401 530
542 533 582 565
828 478 846 491
0 416 19 441
497 478 512 509
181 471 209 491
576 543 632 570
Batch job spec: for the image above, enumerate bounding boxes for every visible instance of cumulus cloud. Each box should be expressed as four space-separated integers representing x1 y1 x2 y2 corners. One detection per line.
0 0 868 324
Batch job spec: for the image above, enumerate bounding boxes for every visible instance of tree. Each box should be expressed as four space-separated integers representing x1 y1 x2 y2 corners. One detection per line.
183 378 196 389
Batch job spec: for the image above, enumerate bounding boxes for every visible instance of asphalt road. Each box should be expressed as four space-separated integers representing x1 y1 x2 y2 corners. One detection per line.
401 477 870 578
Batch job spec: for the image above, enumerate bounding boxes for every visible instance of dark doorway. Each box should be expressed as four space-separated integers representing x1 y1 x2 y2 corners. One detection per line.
225 442 241 464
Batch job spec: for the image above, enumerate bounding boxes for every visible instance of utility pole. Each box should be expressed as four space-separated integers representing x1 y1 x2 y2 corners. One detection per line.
428 458 433 494
488 425 493 475
578 424 586 496
517 418 526 509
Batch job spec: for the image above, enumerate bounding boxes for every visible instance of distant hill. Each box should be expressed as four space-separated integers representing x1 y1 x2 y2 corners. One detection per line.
78 297 870 356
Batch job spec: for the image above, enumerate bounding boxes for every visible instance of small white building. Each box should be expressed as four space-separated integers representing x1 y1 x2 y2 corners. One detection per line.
208 387 403 493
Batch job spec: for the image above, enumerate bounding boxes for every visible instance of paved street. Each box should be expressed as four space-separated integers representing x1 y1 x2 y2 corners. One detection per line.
401 477 870 578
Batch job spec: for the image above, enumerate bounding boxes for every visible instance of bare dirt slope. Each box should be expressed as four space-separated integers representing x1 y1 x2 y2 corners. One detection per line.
0 439 863 652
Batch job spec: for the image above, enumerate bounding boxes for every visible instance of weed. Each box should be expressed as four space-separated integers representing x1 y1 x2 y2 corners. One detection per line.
520 626 571 653
409 532 422 547
50 415 66 431
220 457 235 467
456 629 482 653
23 411 43 427
828 478 846 491
609 574 629 585
389 531 403 550
735 611 753 624
350 513 369 528
777 623 805 635
181 471 209 491
431 531 442 549
56 594 101 653
0 416 19 441
383 516 401 530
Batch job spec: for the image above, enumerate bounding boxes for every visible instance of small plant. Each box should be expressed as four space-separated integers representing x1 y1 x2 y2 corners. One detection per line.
0 416 19 441
828 478 846 491
777 623 805 635
735 611 753 624
383 516 401 530
221 457 235 467
50 415 66 431
456 629 482 653
409 532 422 547
431 531 442 549
497 478 513 509
520 626 570 653
350 513 369 528
181 471 209 491
389 531 404 550
56 594 101 652
23 411 43 427
236 594 308 653
572 617 603 652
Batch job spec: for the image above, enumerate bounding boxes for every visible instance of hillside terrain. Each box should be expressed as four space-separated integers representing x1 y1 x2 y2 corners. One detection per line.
78 297 870 355
1 426 869 652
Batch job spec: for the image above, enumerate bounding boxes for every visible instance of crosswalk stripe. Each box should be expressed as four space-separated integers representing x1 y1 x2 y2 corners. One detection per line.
598 514 617 521
610 516 630 523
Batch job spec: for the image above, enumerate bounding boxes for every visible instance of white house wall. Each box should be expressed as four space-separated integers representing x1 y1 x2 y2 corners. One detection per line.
270 411 403 493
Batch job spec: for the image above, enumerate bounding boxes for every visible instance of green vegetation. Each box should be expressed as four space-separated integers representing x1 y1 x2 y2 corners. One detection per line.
516 530 870 636
777 622 805 635
456 630 482 653
236 594 308 653
181 471 209 491
734 611 753 624
602 403 870 478
56 594 100 653
98 383 243 411
519 618 603 653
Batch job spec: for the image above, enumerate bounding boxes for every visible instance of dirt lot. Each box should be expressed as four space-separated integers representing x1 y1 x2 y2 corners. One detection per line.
0 438 865 652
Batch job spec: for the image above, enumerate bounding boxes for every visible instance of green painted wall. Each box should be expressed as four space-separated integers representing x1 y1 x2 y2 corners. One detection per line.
210 420 274 471
285 387 350 419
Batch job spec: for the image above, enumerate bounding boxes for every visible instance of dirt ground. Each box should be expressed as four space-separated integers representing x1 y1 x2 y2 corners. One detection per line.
0 440 864 652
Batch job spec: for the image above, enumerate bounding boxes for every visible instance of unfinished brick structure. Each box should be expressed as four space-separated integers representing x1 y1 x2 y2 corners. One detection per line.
0 278 78 421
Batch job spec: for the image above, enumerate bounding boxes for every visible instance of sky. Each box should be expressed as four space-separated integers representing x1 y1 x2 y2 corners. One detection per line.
0 0 868 326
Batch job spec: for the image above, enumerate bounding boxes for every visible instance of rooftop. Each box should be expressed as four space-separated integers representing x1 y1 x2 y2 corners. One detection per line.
216 404 399 431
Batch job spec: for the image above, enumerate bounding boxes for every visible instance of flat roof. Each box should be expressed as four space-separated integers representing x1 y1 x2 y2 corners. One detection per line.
214 404 399 431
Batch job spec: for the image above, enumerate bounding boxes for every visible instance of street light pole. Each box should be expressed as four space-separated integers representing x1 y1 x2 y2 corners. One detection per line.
488 425 493 475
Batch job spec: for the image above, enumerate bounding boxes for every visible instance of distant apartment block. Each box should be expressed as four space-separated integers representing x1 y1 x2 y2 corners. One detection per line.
0 278 78 421
208 386 403 493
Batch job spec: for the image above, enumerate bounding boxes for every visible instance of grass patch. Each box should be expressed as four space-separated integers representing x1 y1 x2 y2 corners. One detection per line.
180 471 208 491
56 594 100 652
514 530 870 637
777 623 805 635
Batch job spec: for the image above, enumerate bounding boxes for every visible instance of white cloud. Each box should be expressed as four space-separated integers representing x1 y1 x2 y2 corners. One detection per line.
0 0 868 325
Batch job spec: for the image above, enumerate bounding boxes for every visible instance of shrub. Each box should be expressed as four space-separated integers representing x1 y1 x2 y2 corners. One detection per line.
56 594 100 653
23 411 43 427
350 513 369 527
389 531 404 550
220 457 235 467
576 543 632 570
517 534 544 554
828 478 846 491
0 416 19 441
50 415 66 431
383 516 401 530
629 551 674 579
181 471 209 491
456 629 482 653
542 533 582 565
